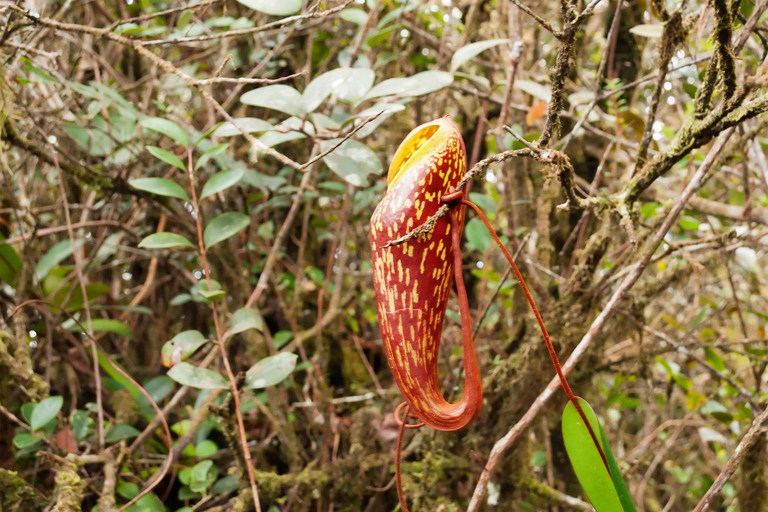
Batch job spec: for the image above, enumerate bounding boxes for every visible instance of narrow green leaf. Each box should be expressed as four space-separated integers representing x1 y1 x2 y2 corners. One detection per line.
36 239 85 280
598 421 637 512
211 118 273 137
245 353 298 388
140 117 189 146
168 362 230 389
130 177 188 200
200 168 245 200
68 318 134 339
562 398 625 512
31 396 63 431
203 212 250 248
138 233 194 250
105 424 141 443
451 39 509 71
146 146 186 170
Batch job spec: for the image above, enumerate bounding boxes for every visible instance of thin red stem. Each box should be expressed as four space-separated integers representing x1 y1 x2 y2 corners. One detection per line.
395 403 413 512
459 199 610 472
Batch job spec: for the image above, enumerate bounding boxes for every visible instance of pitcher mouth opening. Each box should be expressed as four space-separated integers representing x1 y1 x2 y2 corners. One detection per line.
386 122 441 188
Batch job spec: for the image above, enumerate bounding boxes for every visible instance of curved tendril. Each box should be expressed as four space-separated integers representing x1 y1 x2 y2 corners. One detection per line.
457 198 610 473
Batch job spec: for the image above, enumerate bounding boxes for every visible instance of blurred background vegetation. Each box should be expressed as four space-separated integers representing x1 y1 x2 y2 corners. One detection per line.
0 0 767 511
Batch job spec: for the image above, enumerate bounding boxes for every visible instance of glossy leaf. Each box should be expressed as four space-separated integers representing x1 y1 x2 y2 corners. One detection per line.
36 239 85 280
162 330 209 367
235 0 302 16
200 168 244 199
198 288 226 301
140 117 189 146
138 233 194 250
515 80 552 102
562 398 626 512
465 218 491 253
240 84 306 117
598 417 637 512
105 424 141 443
340 8 368 25
130 177 188 200
13 433 43 448
245 353 298 388
168 362 230 389
231 307 265 334
0 234 20 286
203 212 250 248
320 139 382 187
30 396 63 431
212 118 274 137
304 68 375 110
68 318 134 339
450 39 509 71
146 146 186 170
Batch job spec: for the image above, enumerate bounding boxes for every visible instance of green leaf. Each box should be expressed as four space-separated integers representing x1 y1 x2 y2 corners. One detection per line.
30 396 63 431
198 288 226 301
230 308 265 334
240 84 306 117
125 493 164 512
70 410 92 441
13 433 43 448
245 352 298 388
320 139 382 187
273 330 293 349
598 418 637 512
130 177 188 200
408 70 454 96
211 118 274 137
212 474 240 495
303 68 375 110
340 8 368 25
204 212 250 248
562 398 627 512
117 480 140 500
68 318 134 339
146 146 186 171
515 79 551 102
683 82 698 98
465 217 491 253
235 0 302 16
140 117 189 146
0 234 21 286
704 347 726 372
190 459 218 493
162 330 209 367
168 362 230 389
679 215 700 231
138 233 194 250
105 424 141 443
468 193 496 214
36 239 85 280
200 168 245 200
364 71 453 99
686 390 707 410
450 39 509 71
195 439 218 458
